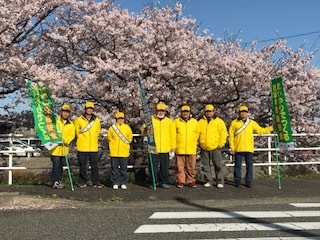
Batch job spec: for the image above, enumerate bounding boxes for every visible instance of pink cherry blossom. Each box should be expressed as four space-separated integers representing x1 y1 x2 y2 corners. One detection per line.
0 0 319 135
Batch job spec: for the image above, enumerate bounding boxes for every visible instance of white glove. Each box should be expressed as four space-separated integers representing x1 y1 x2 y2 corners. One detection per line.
169 151 175 160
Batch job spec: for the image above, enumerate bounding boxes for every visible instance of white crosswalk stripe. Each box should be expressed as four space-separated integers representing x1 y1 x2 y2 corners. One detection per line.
290 203 320 208
134 204 320 238
149 211 320 219
135 221 320 233
193 238 320 240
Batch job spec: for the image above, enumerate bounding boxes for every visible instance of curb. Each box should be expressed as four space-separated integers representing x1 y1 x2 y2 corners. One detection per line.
2 191 320 210
0 192 85 209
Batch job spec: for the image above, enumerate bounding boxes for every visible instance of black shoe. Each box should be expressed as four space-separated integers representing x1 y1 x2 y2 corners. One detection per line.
245 183 252 188
235 183 242 188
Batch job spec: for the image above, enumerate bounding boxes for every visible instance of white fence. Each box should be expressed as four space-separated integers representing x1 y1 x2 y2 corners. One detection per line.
225 133 320 175
0 133 320 185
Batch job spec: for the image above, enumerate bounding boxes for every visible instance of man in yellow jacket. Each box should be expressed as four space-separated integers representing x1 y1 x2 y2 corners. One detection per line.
174 105 200 188
74 101 104 189
198 104 228 188
107 112 133 190
50 104 75 189
229 105 273 188
141 103 176 189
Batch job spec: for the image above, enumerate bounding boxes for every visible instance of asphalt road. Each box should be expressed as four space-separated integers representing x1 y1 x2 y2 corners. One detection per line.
1 202 320 239
1 178 320 239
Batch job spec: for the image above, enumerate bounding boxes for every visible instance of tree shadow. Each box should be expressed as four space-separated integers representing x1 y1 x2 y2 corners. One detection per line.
174 196 320 238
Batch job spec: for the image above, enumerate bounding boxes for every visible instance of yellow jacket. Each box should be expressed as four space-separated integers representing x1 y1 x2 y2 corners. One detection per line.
107 123 133 157
174 117 200 155
198 116 228 151
50 116 75 156
141 116 176 153
74 114 101 152
228 118 273 153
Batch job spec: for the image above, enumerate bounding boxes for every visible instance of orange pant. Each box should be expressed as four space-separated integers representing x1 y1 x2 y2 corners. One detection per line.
176 155 196 184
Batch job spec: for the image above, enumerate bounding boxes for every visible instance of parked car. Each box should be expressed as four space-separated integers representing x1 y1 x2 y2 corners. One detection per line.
20 138 46 150
0 140 41 157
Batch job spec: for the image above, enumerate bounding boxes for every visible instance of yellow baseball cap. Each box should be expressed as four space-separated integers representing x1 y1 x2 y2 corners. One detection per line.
239 105 249 112
85 101 95 109
181 105 190 112
205 104 214 111
61 104 71 111
156 103 166 111
115 112 125 119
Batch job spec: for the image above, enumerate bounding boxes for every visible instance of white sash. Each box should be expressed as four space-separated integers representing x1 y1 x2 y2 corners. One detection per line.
80 120 95 133
234 118 250 136
112 124 130 144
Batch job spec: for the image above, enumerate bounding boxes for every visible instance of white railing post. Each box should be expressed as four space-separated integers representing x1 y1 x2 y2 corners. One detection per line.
9 133 13 185
8 153 13 185
268 135 272 175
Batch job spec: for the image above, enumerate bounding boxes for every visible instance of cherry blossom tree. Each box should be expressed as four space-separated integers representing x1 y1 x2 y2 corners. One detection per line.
1 0 319 135
0 0 76 109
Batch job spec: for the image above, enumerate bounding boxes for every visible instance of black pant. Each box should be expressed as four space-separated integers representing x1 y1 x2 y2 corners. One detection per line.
234 152 253 185
51 156 65 182
110 157 128 185
149 153 169 185
78 152 99 185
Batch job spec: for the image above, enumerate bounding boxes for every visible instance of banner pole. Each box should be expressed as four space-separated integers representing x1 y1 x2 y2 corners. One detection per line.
148 149 156 189
63 145 74 191
274 134 281 189
137 76 157 189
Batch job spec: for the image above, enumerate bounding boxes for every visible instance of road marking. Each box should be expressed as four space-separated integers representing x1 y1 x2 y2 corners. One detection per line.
134 221 320 233
149 211 320 219
192 238 320 240
290 203 320 208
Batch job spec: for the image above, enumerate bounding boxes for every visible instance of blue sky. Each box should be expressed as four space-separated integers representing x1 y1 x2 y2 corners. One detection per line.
116 0 320 66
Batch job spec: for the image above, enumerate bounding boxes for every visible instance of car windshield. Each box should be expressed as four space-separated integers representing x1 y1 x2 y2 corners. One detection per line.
0 140 30 148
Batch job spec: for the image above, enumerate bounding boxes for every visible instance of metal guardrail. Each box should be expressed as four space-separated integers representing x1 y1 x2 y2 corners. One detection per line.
0 133 320 185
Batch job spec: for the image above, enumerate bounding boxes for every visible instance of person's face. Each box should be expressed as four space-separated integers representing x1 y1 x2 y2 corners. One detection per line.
157 109 165 117
116 118 124 124
60 110 70 120
85 107 94 115
205 110 214 119
239 111 248 119
181 111 190 120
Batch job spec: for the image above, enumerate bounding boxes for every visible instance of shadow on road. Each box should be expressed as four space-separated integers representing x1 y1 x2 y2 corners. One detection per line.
174 196 320 238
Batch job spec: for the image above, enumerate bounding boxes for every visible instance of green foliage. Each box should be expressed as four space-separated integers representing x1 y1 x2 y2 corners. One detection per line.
51 193 58 199
110 195 123 203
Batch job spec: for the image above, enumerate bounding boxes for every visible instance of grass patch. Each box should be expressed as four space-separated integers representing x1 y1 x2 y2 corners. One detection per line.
110 195 123 203
51 193 59 199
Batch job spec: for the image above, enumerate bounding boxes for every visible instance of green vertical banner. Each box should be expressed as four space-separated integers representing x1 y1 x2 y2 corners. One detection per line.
26 79 62 150
271 77 294 150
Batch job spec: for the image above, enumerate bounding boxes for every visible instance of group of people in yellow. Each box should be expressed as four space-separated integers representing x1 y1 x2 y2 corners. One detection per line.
49 101 273 190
